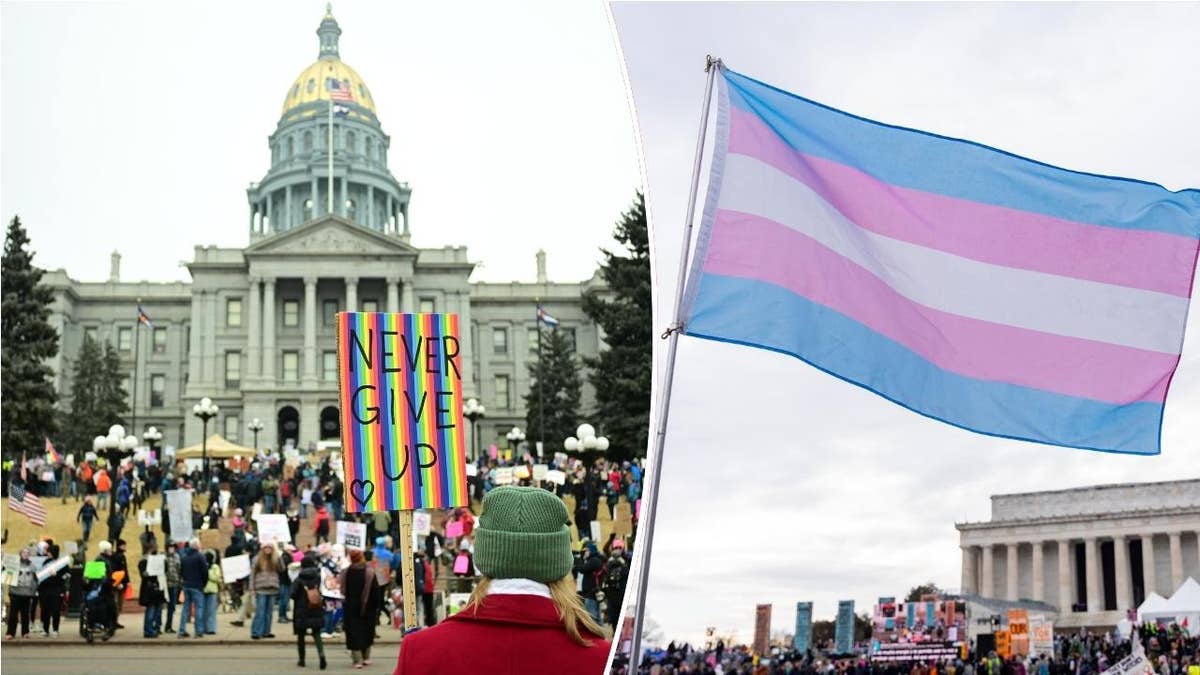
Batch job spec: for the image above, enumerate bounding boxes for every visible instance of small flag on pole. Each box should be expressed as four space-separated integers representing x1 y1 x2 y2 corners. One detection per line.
326 78 354 103
45 437 61 465
10 451 48 526
333 103 350 118
536 305 559 327
137 304 153 328
682 66 1200 455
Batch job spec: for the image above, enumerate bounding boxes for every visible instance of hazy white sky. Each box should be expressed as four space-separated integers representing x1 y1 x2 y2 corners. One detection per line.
613 1 1200 646
1 1 640 284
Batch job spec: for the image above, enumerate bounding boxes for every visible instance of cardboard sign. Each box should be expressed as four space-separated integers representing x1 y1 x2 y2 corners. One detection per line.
36 556 71 583
492 467 514 485
545 469 566 486
446 521 464 539
165 489 194 541
413 511 431 536
336 521 367 550
1104 651 1153 675
199 529 222 550
255 513 291 546
221 554 251 583
336 313 469 513
145 554 165 578
532 464 548 480
453 553 470 575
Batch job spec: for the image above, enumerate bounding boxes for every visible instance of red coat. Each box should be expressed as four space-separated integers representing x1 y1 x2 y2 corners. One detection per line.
393 593 610 675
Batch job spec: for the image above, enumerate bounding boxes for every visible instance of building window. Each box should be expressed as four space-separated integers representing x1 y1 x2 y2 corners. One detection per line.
184 324 190 355
152 326 167 354
303 131 313 152
283 300 299 327
226 298 243 327
282 351 299 382
287 137 294 159
494 375 510 410
322 351 337 380
303 198 314 221
365 138 373 163
419 297 436 313
225 351 241 389
150 374 165 408
224 415 240 443
323 299 338 326
84 326 99 344
346 131 356 154
362 299 378 313
118 327 132 351
528 327 540 353
492 327 508 355
561 327 576 352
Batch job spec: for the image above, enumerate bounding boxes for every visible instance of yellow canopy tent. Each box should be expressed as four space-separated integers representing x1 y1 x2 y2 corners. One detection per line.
174 434 257 459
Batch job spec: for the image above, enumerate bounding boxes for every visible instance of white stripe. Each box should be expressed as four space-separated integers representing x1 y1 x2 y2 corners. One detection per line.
718 153 1188 354
486 578 552 598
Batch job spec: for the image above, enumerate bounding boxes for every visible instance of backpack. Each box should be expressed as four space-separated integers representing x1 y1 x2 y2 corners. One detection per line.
604 558 626 590
305 583 322 610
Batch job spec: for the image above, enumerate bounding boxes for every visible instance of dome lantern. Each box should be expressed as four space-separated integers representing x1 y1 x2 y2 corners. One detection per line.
317 3 341 60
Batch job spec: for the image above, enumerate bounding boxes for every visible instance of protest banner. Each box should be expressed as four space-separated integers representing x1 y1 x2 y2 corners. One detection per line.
1031 619 1054 657
336 520 367 550
1103 651 1153 675
255 513 291 546
794 601 813 652
336 312 469 631
835 600 856 654
493 467 514 486
320 566 344 599
590 520 602 542
1008 608 1029 656
872 642 962 662
995 630 1011 659
753 604 772 655
165 489 194 541
533 464 548 481
413 511 431 536
199 529 221 551
545 469 566 485
36 556 71 583
221 554 251 583
446 520 464 539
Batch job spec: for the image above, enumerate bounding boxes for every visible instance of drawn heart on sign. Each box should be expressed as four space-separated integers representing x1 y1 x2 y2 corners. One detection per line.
350 479 374 507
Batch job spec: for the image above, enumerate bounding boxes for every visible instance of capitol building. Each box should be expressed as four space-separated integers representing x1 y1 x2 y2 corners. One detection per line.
42 8 605 455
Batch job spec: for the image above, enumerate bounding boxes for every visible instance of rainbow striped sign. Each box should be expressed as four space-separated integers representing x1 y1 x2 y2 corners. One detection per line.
336 313 469 513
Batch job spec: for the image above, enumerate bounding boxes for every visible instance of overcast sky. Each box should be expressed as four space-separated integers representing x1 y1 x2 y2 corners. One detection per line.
1 1 640 284
613 1 1200 646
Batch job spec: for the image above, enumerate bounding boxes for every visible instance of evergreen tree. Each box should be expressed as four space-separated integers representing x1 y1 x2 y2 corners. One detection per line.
1 217 60 461
61 334 105 457
581 192 650 461
524 326 582 450
98 340 129 425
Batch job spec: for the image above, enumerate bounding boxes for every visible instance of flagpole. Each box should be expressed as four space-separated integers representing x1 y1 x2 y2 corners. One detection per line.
537 303 545 452
132 300 141 438
627 55 720 668
328 97 335 215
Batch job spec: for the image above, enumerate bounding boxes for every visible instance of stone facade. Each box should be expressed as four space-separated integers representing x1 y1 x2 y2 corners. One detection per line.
957 479 1200 629
43 9 606 458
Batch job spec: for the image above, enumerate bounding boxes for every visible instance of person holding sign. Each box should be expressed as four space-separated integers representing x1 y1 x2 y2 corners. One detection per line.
393 486 610 674
37 543 69 638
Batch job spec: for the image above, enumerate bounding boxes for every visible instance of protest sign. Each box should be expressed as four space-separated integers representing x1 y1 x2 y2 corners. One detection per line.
1031 619 1054 657
794 602 813 652
320 566 344 599
532 464 548 480
413 511 431 536
36 556 71 583
255 513 291 546
835 600 855 654
1103 651 1153 675
465 463 478 477
514 465 530 480
64 541 78 555
446 521 464 539
447 593 471 615
872 642 962 662
83 560 107 580
553 452 568 465
336 313 469 513
165 489 194 541
995 630 1011 659
145 554 165 578
221 554 251 583
199 529 222 551
2 553 18 571
753 604 772 655
493 467 514 486
336 521 367 550
453 553 470 574
137 509 161 526
590 520 602 542
545 469 566 486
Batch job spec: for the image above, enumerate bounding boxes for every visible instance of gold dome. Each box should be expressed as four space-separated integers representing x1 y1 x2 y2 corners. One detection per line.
281 58 377 120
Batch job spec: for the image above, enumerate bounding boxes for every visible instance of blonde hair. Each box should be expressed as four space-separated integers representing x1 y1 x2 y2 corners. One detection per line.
254 547 276 573
469 575 611 647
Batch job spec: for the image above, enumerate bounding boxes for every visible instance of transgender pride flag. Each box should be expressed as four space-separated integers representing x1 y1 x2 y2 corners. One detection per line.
682 67 1200 455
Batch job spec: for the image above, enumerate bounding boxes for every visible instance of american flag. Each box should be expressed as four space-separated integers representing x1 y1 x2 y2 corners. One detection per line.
137 304 153 328
326 78 354 103
9 453 47 526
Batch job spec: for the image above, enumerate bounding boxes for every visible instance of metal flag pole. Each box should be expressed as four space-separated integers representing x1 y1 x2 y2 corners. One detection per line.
628 54 720 666
132 299 141 437
327 94 335 215
537 302 545 451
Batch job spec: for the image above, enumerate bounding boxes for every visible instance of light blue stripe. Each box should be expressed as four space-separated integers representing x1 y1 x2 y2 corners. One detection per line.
724 70 1200 239
686 273 1164 454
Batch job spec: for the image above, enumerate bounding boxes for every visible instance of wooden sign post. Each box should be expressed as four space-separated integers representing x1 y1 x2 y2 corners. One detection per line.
398 510 418 630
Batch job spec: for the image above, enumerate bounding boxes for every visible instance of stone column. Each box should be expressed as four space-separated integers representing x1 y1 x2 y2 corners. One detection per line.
340 177 348 218
262 278 276 379
1006 543 1019 601
386 276 400 313
304 276 317 382
1032 541 1045 602
961 546 978 595
1169 531 1185 592
205 291 218 383
187 292 203 392
285 185 293 232
1142 535 1158 598
247 277 261 378
310 177 318 220
1085 537 1100 611
367 185 374 228
265 193 272 231
981 545 995 598
401 275 415 313
345 276 358 313
1114 534 1132 611
1058 539 1073 612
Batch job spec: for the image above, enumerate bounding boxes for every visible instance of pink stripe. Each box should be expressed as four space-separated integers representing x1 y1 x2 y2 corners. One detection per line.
729 106 1197 298
705 210 1176 404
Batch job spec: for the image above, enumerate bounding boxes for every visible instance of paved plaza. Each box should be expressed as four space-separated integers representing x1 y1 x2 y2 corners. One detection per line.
3 643 398 674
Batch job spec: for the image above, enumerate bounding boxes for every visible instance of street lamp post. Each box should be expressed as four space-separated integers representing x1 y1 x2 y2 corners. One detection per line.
506 426 526 460
563 423 610 459
248 418 265 457
192 397 219 484
92 425 138 521
142 426 163 464
463 398 486 461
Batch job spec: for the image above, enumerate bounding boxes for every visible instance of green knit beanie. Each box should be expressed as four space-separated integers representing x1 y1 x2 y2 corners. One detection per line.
474 486 573 583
